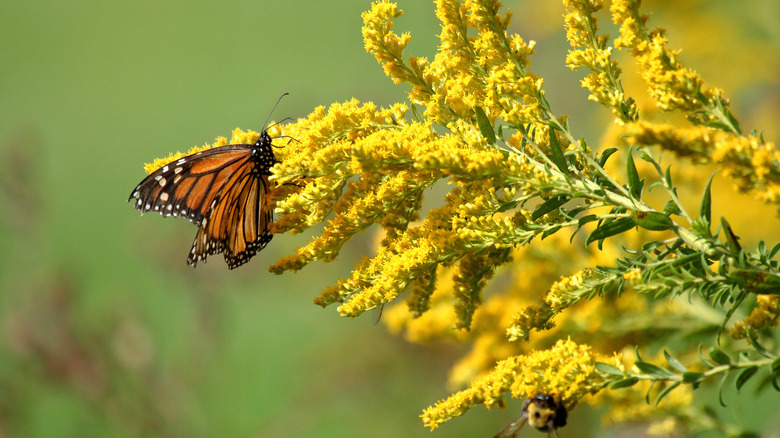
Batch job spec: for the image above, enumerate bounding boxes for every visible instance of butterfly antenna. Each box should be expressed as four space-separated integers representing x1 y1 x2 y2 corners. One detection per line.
265 116 295 132
262 92 289 132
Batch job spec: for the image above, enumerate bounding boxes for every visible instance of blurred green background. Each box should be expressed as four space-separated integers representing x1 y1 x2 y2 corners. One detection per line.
1 1 778 437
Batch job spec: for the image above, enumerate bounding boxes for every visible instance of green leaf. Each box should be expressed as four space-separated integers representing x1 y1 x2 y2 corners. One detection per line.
635 361 673 378
595 362 624 376
586 217 635 246
532 195 569 220
645 381 655 404
497 123 505 142
662 201 681 216
746 329 773 358
598 148 618 167
474 107 496 145
682 371 705 383
735 366 758 392
720 217 742 254
632 211 674 231
664 165 673 187
577 214 599 226
655 382 681 405
410 103 422 122
768 242 780 260
771 357 780 374
609 377 639 389
717 373 729 407
663 350 687 373
699 172 717 226
496 200 520 213
548 129 569 174
709 347 732 365
626 149 643 199
541 225 562 239
698 344 716 368
564 206 587 219
725 109 743 135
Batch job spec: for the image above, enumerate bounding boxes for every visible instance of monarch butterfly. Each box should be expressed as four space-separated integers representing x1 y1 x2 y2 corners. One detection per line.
128 95 287 269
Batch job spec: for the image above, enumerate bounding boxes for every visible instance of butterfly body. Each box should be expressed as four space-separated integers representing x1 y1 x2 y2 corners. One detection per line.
129 131 277 269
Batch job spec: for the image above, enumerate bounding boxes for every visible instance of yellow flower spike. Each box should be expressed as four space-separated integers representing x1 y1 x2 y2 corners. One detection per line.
627 121 780 206
564 0 637 124
421 339 604 430
362 1 414 85
610 0 736 128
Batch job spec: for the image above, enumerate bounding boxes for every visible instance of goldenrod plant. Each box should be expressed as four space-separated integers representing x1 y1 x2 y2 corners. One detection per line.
140 0 780 435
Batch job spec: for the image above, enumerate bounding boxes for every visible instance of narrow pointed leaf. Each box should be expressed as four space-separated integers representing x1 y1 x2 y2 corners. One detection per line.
721 217 742 254
532 195 569 220
663 350 687 373
548 130 569 174
746 329 773 358
635 361 673 378
598 148 618 167
717 373 729 407
586 217 635 246
655 382 681 405
699 173 717 225
735 366 758 392
632 211 674 231
626 150 642 198
709 347 732 365
682 372 705 383
662 201 681 216
595 362 624 376
610 377 639 389
474 107 496 145
541 225 562 239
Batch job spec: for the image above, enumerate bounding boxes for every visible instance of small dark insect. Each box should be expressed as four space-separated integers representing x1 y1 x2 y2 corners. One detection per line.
494 394 568 438
128 95 288 269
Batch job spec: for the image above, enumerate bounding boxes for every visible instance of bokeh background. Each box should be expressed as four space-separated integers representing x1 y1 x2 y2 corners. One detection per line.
1 1 778 437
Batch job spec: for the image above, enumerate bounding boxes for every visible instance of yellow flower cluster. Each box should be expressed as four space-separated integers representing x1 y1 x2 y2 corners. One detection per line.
263 95 545 322
505 268 596 342
729 295 780 340
563 0 638 123
362 0 547 128
610 0 728 124
628 121 780 206
421 338 604 430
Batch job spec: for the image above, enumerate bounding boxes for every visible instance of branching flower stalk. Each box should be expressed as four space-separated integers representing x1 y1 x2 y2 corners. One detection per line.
135 0 780 435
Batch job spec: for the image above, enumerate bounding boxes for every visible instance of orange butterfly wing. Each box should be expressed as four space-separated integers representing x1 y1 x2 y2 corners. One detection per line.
129 133 277 269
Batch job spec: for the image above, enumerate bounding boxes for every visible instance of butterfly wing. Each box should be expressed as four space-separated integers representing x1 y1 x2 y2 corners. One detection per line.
128 145 254 226
187 165 273 269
